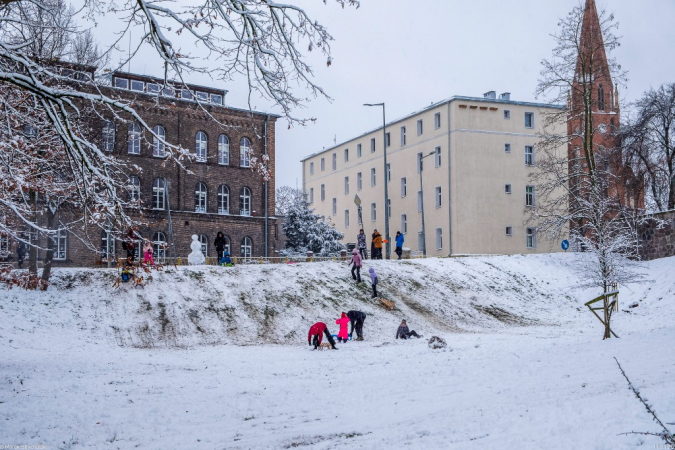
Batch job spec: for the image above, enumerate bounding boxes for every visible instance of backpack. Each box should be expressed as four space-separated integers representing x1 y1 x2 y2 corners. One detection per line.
121 269 132 282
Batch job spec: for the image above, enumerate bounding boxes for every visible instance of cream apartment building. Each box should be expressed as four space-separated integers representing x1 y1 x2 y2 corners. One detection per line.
301 92 566 256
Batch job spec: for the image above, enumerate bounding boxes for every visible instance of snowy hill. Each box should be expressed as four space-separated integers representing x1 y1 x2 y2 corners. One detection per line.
1 254 674 449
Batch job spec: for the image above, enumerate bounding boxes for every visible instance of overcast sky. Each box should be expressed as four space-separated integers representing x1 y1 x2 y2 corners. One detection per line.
96 0 675 189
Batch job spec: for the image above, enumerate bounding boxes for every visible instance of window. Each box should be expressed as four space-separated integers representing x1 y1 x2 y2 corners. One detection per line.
371 203 376 221
239 137 253 167
505 143 511 153
152 125 166 157
344 177 349 195
435 228 443 250
434 146 441 167
127 123 141 154
370 138 376 153
332 153 337 171
401 177 407 197
0 235 8 256
418 190 423 212
357 172 362 191
385 132 391 148
525 112 534 128
102 121 115 152
147 83 160 94
401 126 406 146
370 168 376 187
240 187 251 216
199 234 208 257
401 214 407 233
241 236 253 257
321 184 326 201
162 86 175 97
195 131 207 162
435 187 442 208
332 198 337 216
504 110 511 120
526 185 535 207
344 148 349 162
129 176 140 202
418 232 424 251
221 235 231 255
417 119 423 135
434 112 441 129
598 85 605 111
309 188 314 204
526 227 537 248
387 199 391 218
417 152 423 173
505 184 512 194
357 144 362 158
218 135 230 165
153 232 167 262
386 163 391 182
210 94 223 105
101 231 114 260
130 80 144 92
55 228 67 260
320 157 325 171
217 185 230 214
195 182 207 213
525 146 535 166
309 162 314 175
345 210 350 227
181 89 193 100
196 91 208 102
152 178 166 210
114 77 128 89
506 226 513 236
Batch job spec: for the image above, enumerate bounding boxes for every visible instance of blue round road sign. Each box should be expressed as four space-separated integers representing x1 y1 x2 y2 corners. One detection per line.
561 239 570 251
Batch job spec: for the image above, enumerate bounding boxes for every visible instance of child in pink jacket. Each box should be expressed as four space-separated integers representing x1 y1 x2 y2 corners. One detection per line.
335 312 350 343
142 240 155 266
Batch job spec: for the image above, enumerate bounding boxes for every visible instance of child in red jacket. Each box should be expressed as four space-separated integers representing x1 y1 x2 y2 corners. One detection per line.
308 322 338 350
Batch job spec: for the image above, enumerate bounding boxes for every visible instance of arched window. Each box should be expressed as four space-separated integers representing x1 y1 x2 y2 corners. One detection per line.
222 235 231 255
195 131 207 162
240 137 251 167
128 122 141 154
598 85 605 111
239 187 251 216
102 121 115 152
195 182 207 213
217 185 230 214
101 230 115 260
240 236 252 258
218 134 230 165
129 176 141 203
199 234 208 257
152 125 166 157
152 178 166 210
152 232 167 262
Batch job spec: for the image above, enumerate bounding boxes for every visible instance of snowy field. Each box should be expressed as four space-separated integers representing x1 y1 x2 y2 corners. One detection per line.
1 254 674 449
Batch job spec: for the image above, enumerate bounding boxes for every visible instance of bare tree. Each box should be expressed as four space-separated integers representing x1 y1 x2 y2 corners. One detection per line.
622 84 675 212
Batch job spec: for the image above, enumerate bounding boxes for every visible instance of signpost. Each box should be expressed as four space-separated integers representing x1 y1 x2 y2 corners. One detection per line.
561 239 570 251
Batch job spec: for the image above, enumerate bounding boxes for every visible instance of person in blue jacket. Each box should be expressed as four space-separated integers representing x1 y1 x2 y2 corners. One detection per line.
394 231 404 260
219 251 233 266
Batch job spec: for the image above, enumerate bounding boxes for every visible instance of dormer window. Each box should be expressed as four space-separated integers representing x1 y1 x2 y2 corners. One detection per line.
181 89 193 100
211 94 223 105
131 80 145 92
147 83 160 94
196 91 208 102
114 77 128 89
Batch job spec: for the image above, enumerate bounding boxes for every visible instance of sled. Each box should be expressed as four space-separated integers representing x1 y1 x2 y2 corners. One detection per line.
378 298 396 311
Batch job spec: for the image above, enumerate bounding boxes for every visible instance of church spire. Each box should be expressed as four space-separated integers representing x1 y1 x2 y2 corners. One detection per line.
576 0 612 85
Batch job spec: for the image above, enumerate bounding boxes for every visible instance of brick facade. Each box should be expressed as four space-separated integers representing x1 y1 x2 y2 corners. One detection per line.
638 210 675 261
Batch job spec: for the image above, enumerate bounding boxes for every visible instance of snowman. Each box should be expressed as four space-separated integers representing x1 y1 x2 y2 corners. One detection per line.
188 234 206 265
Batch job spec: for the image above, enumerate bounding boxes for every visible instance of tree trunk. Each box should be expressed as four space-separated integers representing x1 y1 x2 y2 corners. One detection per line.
669 173 675 211
41 211 56 289
28 191 38 275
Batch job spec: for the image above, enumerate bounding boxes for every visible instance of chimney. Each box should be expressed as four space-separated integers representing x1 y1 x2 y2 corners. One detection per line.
483 91 496 100
500 92 511 101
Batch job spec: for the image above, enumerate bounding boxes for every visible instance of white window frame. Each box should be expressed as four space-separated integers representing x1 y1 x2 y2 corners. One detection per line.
240 137 252 167
129 176 140 202
371 203 376 222
401 214 407 233
344 148 349 162
525 146 535 166
401 126 406 146
210 93 223 105
114 77 128 89
127 122 141 155
153 232 167 262
217 185 230 214
526 227 537 249
417 119 423 135
130 80 145 92
218 134 230 165
241 236 253 257
195 131 207 162
199 234 208 257
102 121 115 152
435 186 442 208
240 187 252 216
435 228 443 250
434 112 441 129
195 182 207 213
54 228 67 260
152 125 166 158
370 138 376 153
370 168 376 187
401 177 407 197
386 163 391 182
385 132 391 148
152 178 166 210
526 185 535 207
357 172 362 191
434 146 441 168
101 231 115 260
525 112 534 129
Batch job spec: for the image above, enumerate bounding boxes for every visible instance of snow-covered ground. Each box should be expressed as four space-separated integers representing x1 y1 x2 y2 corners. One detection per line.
1 254 674 449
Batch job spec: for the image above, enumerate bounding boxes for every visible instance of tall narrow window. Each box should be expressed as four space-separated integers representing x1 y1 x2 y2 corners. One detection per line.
195 131 207 162
417 152 423 173
344 177 349 195
526 185 535 207
371 203 377 221
434 112 441 129
127 122 141 154
371 168 376 187
199 234 208 257
221 236 231 255
344 148 349 162
370 138 376 153
309 162 314 175
102 121 115 152
434 146 441 167
357 172 362 191
218 134 230 165
55 228 67 260
385 132 391 148
524 112 534 128
332 198 337 216
505 143 511 153
387 199 391 218
401 177 407 197
417 119 423 135
401 126 406 146
195 182 207 213
401 214 407 233
418 232 424 251
357 144 362 158
240 137 251 167
240 187 251 216
152 178 166 210
505 184 512 194
525 146 535 166
129 176 140 202
598 85 605 111
418 190 423 212
435 186 442 208
241 236 253 257
309 188 314 203
321 184 326 201
321 157 325 171
386 163 391 182
332 153 337 171
435 228 443 249
526 228 536 248
345 210 350 227
152 125 166 157
153 232 167 262
504 110 511 120
217 185 230 214
101 231 115 260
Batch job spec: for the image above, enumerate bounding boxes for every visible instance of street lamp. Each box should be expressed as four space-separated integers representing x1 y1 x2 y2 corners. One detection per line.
419 150 435 257
363 102 390 260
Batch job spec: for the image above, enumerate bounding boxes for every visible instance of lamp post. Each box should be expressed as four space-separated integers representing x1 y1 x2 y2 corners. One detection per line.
364 102 390 259
419 150 435 257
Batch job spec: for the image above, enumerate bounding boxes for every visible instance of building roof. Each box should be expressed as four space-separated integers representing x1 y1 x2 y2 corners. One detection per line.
300 95 565 162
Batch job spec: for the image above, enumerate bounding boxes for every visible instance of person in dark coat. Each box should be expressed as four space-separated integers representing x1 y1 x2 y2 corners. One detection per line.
214 232 227 260
357 229 368 260
347 310 367 341
395 231 404 260
124 227 139 261
348 249 362 282
16 240 27 268
308 322 338 350
396 320 422 339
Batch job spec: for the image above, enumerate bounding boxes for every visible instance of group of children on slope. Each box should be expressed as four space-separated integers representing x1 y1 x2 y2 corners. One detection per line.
347 248 381 298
